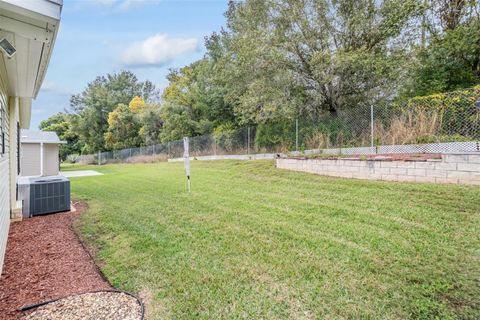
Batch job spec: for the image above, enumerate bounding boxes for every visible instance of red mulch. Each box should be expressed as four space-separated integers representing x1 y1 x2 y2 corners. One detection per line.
357 153 442 161
293 153 442 161
0 202 111 319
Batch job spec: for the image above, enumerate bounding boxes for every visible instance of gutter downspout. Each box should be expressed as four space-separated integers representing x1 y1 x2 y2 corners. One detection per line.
40 142 44 176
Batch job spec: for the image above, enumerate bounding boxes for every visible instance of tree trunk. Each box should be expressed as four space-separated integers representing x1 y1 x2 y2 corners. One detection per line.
327 99 338 117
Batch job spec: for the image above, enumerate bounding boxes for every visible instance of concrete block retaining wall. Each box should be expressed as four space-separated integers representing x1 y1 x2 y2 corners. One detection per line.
276 153 480 185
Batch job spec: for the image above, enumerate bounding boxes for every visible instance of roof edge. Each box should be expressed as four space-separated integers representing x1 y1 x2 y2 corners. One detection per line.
22 140 67 144
33 22 60 98
0 0 62 22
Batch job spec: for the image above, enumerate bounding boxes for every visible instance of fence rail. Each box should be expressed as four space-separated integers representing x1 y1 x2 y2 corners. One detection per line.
76 92 480 165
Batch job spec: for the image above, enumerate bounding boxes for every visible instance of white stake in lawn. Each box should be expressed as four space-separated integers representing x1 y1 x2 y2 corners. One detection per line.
183 137 191 192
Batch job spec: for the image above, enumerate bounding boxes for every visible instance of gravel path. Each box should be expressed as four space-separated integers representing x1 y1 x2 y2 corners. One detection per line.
22 291 142 320
0 202 111 319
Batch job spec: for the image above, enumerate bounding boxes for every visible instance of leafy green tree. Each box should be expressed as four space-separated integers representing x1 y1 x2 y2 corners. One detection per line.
211 0 422 123
160 59 234 142
402 4 480 97
39 113 81 160
426 0 477 34
70 71 159 153
105 96 164 149
104 103 142 150
139 106 163 145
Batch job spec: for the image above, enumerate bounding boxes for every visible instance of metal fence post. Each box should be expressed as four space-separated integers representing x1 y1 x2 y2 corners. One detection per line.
247 127 251 155
214 137 217 155
295 119 299 151
98 151 101 165
370 106 374 150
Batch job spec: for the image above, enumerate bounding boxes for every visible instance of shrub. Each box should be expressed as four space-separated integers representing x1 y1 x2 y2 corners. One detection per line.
65 153 80 164
77 155 96 165
404 85 480 139
374 108 442 145
301 86 480 149
213 124 248 154
255 121 294 152
125 154 168 163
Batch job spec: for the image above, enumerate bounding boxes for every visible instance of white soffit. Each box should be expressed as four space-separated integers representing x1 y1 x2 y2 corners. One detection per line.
0 0 61 99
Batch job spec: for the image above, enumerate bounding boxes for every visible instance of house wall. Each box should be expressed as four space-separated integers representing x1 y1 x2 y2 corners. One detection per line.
276 154 480 185
20 143 41 176
9 97 19 216
43 144 59 176
0 62 11 274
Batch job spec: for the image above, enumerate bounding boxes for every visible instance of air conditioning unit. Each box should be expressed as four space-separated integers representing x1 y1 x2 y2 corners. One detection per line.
17 176 70 218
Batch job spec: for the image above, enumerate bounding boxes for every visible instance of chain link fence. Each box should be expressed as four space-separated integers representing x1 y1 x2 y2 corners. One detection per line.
76 89 480 164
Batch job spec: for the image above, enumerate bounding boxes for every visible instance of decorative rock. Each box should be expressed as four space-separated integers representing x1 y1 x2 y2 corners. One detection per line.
22 291 142 320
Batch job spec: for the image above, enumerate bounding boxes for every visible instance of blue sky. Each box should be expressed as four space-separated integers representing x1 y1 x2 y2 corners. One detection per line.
32 0 229 128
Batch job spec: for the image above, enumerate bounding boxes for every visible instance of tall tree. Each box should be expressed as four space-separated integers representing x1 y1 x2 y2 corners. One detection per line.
104 103 142 150
427 0 477 33
211 0 422 124
70 71 159 153
402 0 480 97
105 96 164 149
139 106 163 146
160 59 234 142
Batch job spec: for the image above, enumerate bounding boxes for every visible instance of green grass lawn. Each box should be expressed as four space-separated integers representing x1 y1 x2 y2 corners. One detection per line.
69 160 480 319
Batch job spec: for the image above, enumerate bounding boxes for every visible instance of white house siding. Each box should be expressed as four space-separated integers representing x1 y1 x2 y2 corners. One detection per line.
21 143 41 176
0 63 11 274
43 144 59 176
8 97 19 213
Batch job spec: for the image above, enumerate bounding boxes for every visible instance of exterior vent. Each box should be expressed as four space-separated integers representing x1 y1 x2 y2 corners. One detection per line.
18 176 70 218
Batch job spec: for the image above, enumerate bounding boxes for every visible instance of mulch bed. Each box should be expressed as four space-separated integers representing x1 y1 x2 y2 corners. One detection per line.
0 202 111 319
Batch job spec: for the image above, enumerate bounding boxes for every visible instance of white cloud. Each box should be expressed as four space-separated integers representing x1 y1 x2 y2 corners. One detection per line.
120 34 199 67
40 81 72 96
41 81 57 92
